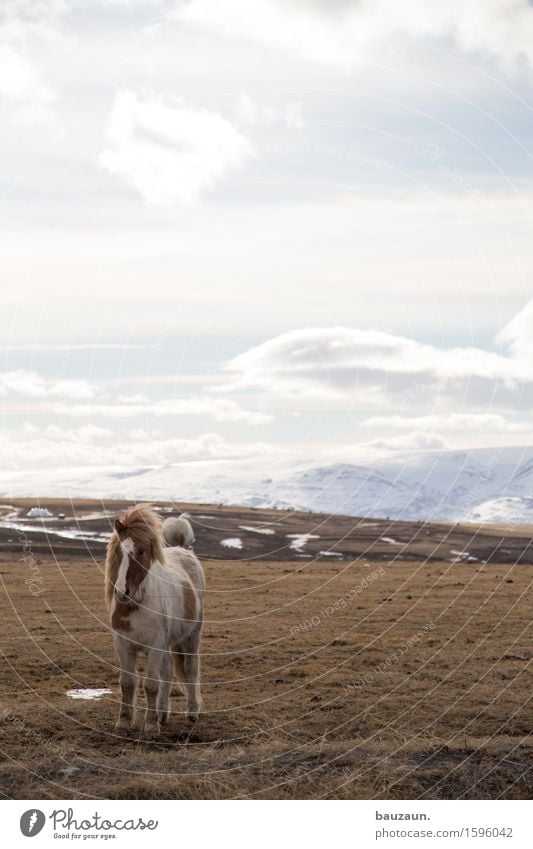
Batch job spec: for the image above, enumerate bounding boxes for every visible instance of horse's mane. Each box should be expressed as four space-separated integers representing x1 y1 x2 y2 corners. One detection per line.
104 504 165 609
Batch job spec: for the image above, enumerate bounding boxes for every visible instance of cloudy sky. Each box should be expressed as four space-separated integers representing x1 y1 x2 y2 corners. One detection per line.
1 0 533 477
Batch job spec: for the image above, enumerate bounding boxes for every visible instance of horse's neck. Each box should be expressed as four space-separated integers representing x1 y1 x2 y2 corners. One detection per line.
145 559 166 590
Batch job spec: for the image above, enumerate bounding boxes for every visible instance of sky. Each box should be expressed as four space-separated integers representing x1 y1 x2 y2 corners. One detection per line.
1 0 533 478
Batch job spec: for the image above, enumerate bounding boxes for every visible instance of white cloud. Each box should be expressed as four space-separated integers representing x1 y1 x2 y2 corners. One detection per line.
364 412 527 434
0 343 149 352
236 92 303 129
0 45 52 103
175 0 356 67
152 397 271 424
117 393 149 404
0 426 270 469
0 0 67 133
237 92 276 124
220 300 533 411
99 90 254 205
3 194 532 343
353 430 450 455
44 423 112 441
0 370 96 400
48 396 271 425
284 100 303 129
175 0 533 70
0 0 165 20
0 367 269 425
497 298 533 363
0 43 57 129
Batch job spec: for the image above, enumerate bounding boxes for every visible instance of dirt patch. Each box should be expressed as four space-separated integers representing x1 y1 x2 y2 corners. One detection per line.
0 500 531 799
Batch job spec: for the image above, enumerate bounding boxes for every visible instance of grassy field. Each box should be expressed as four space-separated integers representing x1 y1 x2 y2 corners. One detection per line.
0 500 531 799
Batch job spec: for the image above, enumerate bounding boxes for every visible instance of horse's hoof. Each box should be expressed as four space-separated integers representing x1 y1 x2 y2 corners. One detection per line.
187 712 199 724
143 723 161 739
159 711 170 726
113 721 130 734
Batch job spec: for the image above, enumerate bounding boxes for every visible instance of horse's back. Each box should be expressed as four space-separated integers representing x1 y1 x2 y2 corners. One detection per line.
164 546 205 599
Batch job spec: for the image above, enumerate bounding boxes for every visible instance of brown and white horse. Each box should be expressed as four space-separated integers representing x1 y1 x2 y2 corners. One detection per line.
105 504 205 736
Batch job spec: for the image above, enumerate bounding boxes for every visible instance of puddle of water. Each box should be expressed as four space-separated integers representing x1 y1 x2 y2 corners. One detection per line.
48 528 109 543
66 688 112 700
72 511 114 521
0 519 109 544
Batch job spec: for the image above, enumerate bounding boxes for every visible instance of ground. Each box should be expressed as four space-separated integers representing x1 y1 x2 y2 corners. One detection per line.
0 499 531 799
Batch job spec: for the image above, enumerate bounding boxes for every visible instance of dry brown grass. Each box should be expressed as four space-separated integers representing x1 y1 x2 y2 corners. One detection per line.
0 510 531 799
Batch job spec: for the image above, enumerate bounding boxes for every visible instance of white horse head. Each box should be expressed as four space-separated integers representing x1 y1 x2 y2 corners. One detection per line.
105 503 164 608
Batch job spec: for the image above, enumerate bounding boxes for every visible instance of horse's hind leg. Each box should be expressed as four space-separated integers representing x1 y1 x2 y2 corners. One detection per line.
114 640 137 733
172 652 186 696
156 651 173 726
180 630 202 722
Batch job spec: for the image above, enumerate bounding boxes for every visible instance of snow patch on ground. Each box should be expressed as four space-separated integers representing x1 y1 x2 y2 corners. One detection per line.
381 536 400 545
287 533 320 552
26 507 53 518
221 537 243 549
319 550 343 557
67 688 111 700
239 525 275 535
450 549 478 563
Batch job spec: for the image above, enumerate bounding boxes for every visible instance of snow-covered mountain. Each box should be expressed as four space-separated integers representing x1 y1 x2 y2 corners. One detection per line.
245 447 533 523
1 446 533 524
